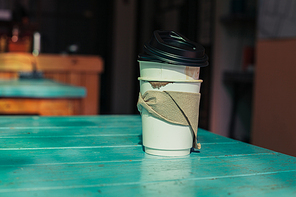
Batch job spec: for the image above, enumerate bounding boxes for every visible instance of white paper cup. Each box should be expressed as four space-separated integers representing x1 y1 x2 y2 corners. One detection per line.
139 79 202 156
138 31 208 156
139 61 200 81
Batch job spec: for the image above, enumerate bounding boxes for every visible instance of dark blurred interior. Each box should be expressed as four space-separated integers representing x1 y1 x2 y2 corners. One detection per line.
0 0 295 157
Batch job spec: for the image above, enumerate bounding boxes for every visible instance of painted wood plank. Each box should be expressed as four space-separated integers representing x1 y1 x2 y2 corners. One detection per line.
1 171 295 197
0 127 217 140
0 79 86 98
0 119 142 129
0 115 142 123
1 153 295 182
0 142 276 166
0 116 218 145
0 155 296 189
0 135 142 149
0 115 142 128
12 171 293 197
0 130 236 149
0 127 142 136
0 154 295 194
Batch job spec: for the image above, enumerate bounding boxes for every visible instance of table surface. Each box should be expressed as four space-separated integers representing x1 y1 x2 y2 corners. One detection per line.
0 115 295 196
0 79 86 98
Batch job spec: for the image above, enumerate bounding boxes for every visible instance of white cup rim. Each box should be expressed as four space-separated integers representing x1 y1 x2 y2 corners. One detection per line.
138 77 203 83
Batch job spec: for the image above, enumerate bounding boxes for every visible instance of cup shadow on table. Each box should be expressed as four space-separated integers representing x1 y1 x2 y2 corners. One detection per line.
137 134 200 154
190 148 200 154
138 134 145 152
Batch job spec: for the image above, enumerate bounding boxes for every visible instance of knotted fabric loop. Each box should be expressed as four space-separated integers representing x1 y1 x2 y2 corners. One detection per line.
137 90 201 149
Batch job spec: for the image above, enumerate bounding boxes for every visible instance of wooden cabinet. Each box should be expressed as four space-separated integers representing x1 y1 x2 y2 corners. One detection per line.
0 53 104 115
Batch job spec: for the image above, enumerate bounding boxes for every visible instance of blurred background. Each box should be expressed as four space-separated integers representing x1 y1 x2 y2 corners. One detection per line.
0 0 295 157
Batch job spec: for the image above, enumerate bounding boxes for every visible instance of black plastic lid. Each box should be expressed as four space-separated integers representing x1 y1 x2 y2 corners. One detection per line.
138 30 209 67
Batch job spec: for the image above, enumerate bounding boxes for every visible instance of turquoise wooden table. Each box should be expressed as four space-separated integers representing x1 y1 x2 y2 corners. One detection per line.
0 115 295 196
0 79 86 115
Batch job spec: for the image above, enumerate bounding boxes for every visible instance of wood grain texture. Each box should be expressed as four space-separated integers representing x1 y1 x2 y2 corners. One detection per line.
82 73 98 115
0 98 80 115
0 115 295 196
0 53 103 73
0 53 103 115
0 72 18 79
69 72 82 86
0 53 33 72
36 54 104 73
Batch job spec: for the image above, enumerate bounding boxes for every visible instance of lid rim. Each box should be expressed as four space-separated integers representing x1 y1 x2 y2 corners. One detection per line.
145 43 205 58
138 56 209 67
139 30 209 67
144 45 208 63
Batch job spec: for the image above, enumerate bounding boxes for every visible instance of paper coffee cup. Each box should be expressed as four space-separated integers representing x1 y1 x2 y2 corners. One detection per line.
137 30 208 156
139 61 200 81
139 80 202 156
